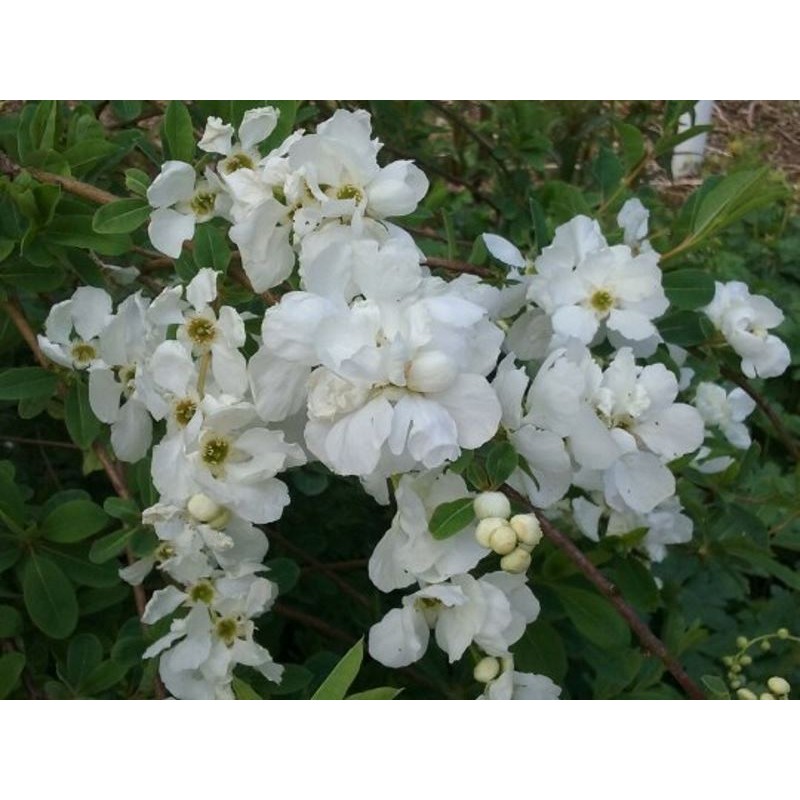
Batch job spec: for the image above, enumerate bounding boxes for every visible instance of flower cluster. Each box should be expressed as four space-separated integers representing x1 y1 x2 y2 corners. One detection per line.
36 104 792 700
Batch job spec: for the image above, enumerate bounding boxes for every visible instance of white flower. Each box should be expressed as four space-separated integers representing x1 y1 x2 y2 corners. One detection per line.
702 281 791 378
368 572 539 668
617 198 651 252
694 382 756 449
368 471 487 592
199 107 279 176
478 654 561 700
37 286 113 369
147 162 229 257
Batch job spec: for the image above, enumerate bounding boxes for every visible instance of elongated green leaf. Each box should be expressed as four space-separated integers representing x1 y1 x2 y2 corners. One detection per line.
701 675 730 699
0 368 57 400
47 215 132 256
0 604 22 637
22 554 78 639
163 101 195 162
555 585 630 649
662 269 716 311
311 639 363 700
41 499 109 543
43 546 120 588
614 121 646 171
0 652 26 699
658 310 715 347
111 100 142 123
63 140 120 175
103 497 140 522
0 258 65 291
92 198 150 234
429 497 475 541
485 441 518 488
193 224 231 271
125 168 150 197
347 687 402 700
232 677 263 700
64 381 101 448
65 633 103 689
88 527 133 564
81 660 128 695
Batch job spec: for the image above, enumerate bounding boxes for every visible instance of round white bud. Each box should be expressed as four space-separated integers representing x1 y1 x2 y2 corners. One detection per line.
735 635 748 649
736 688 758 700
475 517 507 548
510 514 542 547
759 692 776 700
473 492 511 521
767 676 790 696
500 547 532 575
489 524 518 556
187 493 224 523
473 656 501 684
405 351 459 394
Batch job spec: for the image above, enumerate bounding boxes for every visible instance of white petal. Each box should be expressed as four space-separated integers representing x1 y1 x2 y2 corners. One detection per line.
110 399 153 463
432 375 502 450
482 233 525 268
636 404 704 461
238 107 279 151
142 585 187 624
71 287 113 341
551 304 599 344
186 267 218 310
368 606 429 668
148 207 195 258
210 343 248 398
198 117 234 155
147 161 196 208
88 367 122 424
609 452 675 514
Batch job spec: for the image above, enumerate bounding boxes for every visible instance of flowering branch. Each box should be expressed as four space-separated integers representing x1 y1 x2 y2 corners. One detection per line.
502 485 707 700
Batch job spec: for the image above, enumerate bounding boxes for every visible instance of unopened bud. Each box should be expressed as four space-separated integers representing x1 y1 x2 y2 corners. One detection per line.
723 656 734 667
767 676 790 696
475 517 506 548
473 656 501 684
489 525 518 556
509 514 542 547
730 679 742 690
777 628 790 639
405 351 459 394
735 636 749 649
731 663 742 674
740 655 752 666
759 692 776 700
473 492 511 521
761 640 771 652
736 688 758 700
188 493 223 523
500 547 532 575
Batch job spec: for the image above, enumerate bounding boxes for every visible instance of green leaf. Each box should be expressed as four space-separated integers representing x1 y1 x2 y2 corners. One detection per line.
41 499 109 543
232 676 263 699
0 367 57 400
512 621 568 683
111 100 143 123
103 497 141 523
347 686 402 700
64 381 101 448
81 660 128 695
662 269 716 310
658 310 715 347
289 468 329 497
125 168 150 197
0 238 15 263
0 652 25 699
701 674 730 699
22 553 78 639
46 215 132 256
88 527 133 564
0 258 65 292
311 639 363 700
615 121 646 171
485 441 518 488
63 140 120 176
555 585 630 649
44 546 120 588
0 604 22 637
163 101 195 162
264 557 300 595
92 198 150 234
64 633 103 689
269 664 313 696
428 497 475 541
193 224 231 272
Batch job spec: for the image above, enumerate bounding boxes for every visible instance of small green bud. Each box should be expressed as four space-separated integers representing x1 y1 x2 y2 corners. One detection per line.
723 656 734 667
731 663 742 674
736 635 748 649
760 640 771 652
777 628 790 640
740 655 752 666
730 679 742 690
767 676 790 696
759 692 776 700
736 688 758 700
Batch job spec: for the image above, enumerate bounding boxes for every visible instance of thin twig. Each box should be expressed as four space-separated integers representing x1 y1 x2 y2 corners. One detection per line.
423 257 495 280
720 366 800 462
502 485 706 700
303 559 369 573
274 602 355 645
1 435 80 450
0 298 49 368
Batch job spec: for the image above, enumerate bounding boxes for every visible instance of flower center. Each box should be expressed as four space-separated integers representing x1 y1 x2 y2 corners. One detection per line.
336 184 364 203
186 316 217 347
589 288 615 315
189 580 215 605
70 340 97 366
215 617 239 647
190 190 217 217
173 397 198 427
154 542 175 562
201 435 231 474
221 152 254 174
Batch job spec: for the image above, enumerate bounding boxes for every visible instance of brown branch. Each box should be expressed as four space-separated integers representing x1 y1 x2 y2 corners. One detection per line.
1 435 79 450
720 366 800 462
423 257 495 280
502 484 706 700
274 602 355 645
29 167 119 205
0 298 49 368
267 528 371 610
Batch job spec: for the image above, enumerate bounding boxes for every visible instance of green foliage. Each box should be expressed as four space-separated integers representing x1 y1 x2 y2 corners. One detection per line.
428 498 475 540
